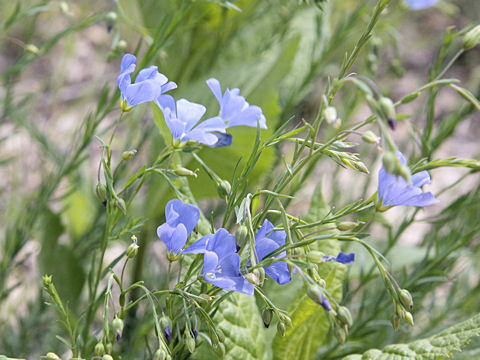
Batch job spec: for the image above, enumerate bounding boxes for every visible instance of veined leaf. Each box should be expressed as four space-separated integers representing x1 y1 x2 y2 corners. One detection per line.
344 313 480 360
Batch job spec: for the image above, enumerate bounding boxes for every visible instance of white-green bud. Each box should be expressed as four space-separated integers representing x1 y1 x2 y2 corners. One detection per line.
361 130 380 145
126 235 139 259
277 321 286 337
236 225 249 248
122 149 137 161
262 308 273 328
105 11 117 32
405 311 414 327
379 97 396 122
185 330 196 353
217 180 231 198
95 183 107 201
216 328 225 343
334 327 346 344
154 349 167 360
337 221 359 231
463 25 480 50
382 151 398 174
113 197 127 214
398 289 413 310
25 44 41 55
323 106 337 125
102 355 114 360
256 268 265 286
306 251 325 263
337 306 353 327
391 314 400 331
112 317 124 340
173 167 197 177
46 353 61 360
94 342 105 356
245 272 260 285
115 40 127 53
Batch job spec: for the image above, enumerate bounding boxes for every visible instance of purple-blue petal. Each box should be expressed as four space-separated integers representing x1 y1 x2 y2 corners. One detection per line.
405 0 438 10
212 133 233 148
176 99 206 132
181 234 211 254
206 78 223 104
157 223 188 253
323 252 355 265
164 199 200 235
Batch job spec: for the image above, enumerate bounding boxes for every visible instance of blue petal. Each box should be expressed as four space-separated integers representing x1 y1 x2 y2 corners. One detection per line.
176 99 206 132
227 105 267 129
161 81 177 93
264 262 291 285
405 0 438 10
125 79 160 105
206 229 237 257
182 234 211 254
324 252 355 265
206 78 224 105
117 54 136 98
185 116 227 146
135 66 167 84
120 54 136 73
212 133 233 148
157 223 187 253
164 199 200 235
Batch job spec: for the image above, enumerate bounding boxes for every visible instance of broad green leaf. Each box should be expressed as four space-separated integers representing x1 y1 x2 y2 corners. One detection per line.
344 313 480 360
193 293 269 360
272 180 346 360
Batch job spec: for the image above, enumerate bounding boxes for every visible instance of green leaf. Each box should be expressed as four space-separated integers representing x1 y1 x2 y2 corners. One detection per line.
193 293 270 360
344 313 480 360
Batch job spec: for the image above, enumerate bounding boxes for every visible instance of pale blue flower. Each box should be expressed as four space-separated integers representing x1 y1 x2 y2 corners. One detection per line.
182 229 254 295
157 199 200 253
206 78 267 129
405 0 438 10
157 96 227 147
378 151 439 207
255 220 291 285
117 53 176 106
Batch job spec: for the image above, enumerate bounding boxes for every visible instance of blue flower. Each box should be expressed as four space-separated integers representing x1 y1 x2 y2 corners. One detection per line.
404 0 438 10
156 199 200 253
117 53 176 107
182 229 254 295
206 78 267 129
378 151 439 207
254 220 291 285
323 252 355 265
157 96 228 147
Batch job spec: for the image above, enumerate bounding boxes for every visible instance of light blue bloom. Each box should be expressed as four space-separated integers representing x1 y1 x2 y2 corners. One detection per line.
254 220 291 285
378 151 439 207
156 199 200 253
157 96 228 147
117 53 176 106
323 252 355 265
405 0 438 10
182 229 254 295
206 78 267 129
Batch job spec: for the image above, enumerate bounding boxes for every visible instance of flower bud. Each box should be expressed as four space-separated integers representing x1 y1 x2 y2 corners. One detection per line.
361 130 380 145
463 25 480 50
113 197 127 214
154 348 167 360
185 330 196 353
256 268 265 286
337 221 359 231
46 353 61 360
105 11 117 32
337 306 353 327
245 272 260 285
112 317 124 341
95 183 107 201
391 314 400 331
126 235 139 259
306 251 325 263
236 225 249 249
43 274 52 286
396 303 405 319
173 167 197 177
217 343 226 357
398 289 413 310
122 149 137 161
115 40 127 53
216 328 225 343
262 308 273 328
400 92 420 104
277 321 286 337
378 97 396 130
25 44 41 55
323 106 337 125
281 315 292 328
105 343 113 353
405 312 414 327
307 284 331 311
382 151 398 174
397 164 411 184
103 355 114 360
95 342 105 356
59 1 69 14
217 180 231 198
160 316 172 342
334 327 346 345
120 99 133 112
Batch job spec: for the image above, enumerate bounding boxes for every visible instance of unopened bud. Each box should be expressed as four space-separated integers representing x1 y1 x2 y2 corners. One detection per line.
307 284 332 311
216 328 225 343
185 331 196 353
217 180 231 198
245 272 260 285
59 1 69 14
25 44 41 55
405 312 414 327
236 225 248 249
96 183 107 201
281 315 292 328
307 251 325 263
122 149 137 161
397 164 411 184
198 294 212 303
262 308 273 328
102 355 114 360
115 40 127 53
277 322 286 336
378 97 396 129
337 306 353 327
173 166 197 177
105 343 113 353
112 317 124 341
398 289 413 310
42 274 52 286
256 268 265 286
160 316 172 342
113 197 127 214
337 221 359 231
391 315 401 331
46 353 61 360
323 106 337 125
396 303 405 319
334 327 346 344
400 92 420 104
382 151 398 174
463 25 480 50
95 342 105 356
361 130 380 145
154 349 167 360
105 11 117 32
126 236 139 259
217 343 226 357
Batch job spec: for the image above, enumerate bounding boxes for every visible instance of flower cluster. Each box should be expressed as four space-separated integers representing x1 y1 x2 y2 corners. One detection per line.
157 200 356 296
117 54 267 147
